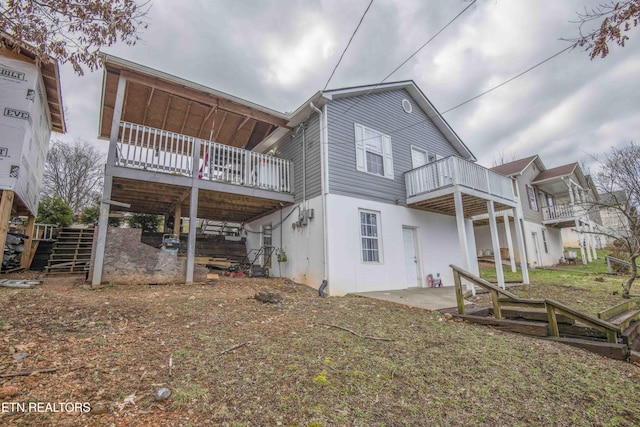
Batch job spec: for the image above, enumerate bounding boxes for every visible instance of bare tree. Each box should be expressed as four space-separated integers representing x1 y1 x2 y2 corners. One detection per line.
568 0 640 59
588 142 640 298
490 149 516 167
42 139 105 214
0 0 150 75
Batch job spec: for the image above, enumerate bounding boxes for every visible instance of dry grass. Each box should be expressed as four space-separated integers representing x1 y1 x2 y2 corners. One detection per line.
0 273 639 426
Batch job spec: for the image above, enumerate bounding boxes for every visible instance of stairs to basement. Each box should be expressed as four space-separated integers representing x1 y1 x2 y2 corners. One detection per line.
45 227 95 274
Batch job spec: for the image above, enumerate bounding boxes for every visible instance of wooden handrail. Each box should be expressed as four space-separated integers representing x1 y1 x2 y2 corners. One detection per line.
451 264 521 318
605 255 639 274
450 264 621 343
545 299 620 343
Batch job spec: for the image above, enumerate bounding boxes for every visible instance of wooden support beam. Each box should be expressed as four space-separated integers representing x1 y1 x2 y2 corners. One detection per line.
453 270 465 315
180 101 193 134
0 191 15 268
241 120 258 149
161 94 172 131
198 105 217 140
20 215 36 269
215 112 227 142
142 87 155 126
491 290 502 319
173 204 182 236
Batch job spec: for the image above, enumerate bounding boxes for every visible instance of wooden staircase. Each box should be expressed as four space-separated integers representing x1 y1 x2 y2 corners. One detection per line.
45 228 95 274
447 265 640 362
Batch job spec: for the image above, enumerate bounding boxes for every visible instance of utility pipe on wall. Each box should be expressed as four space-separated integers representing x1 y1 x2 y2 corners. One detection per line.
310 102 330 290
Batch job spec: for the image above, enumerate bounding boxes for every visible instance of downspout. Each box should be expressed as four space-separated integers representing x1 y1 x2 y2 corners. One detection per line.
301 124 307 210
310 101 330 289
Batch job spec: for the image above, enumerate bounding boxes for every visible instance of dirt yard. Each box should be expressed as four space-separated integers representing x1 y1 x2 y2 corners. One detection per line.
1 273 640 426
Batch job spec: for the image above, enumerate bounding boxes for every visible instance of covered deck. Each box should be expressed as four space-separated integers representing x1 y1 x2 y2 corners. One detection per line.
92 55 295 285
405 156 529 289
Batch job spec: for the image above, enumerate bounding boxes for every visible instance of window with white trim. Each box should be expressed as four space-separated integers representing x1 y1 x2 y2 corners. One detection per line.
526 185 538 211
541 229 549 254
359 210 381 263
411 146 428 169
354 123 394 179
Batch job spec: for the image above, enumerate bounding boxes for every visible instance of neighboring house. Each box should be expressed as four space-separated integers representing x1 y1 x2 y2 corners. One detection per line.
0 33 66 268
476 156 601 267
598 191 631 246
91 56 526 294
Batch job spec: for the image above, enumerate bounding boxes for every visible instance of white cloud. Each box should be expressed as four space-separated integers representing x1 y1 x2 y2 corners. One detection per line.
262 12 336 87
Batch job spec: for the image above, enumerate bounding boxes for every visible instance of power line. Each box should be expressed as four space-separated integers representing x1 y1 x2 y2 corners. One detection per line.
316 44 574 148
329 0 476 121
441 45 573 114
379 0 476 84
323 0 374 91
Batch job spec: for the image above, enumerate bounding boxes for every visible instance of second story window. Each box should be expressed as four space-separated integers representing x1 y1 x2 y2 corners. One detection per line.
354 123 394 179
526 185 538 211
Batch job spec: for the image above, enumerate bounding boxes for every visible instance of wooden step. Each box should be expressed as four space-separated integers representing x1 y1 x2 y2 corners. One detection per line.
621 321 640 345
452 314 549 337
608 309 640 331
499 307 575 325
545 336 629 360
598 299 637 321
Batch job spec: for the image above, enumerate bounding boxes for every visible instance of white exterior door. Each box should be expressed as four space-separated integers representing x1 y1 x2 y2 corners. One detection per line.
411 147 428 169
402 227 421 287
531 232 542 267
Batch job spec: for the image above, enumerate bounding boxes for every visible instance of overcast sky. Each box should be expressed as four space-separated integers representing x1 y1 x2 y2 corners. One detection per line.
56 0 640 171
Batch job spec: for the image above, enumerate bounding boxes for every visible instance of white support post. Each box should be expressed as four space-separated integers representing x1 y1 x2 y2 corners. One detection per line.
589 222 598 259
186 187 198 283
487 201 505 289
186 137 202 283
92 75 126 286
454 192 474 295
575 219 587 265
503 213 516 272
512 207 529 284
585 222 593 263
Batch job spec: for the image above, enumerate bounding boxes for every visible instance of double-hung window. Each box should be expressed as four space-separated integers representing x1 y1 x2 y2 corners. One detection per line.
526 185 538 211
354 123 394 179
359 210 381 263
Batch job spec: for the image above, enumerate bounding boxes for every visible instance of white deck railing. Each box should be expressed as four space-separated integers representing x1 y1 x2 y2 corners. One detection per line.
405 157 515 202
542 203 585 222
115 122 291 193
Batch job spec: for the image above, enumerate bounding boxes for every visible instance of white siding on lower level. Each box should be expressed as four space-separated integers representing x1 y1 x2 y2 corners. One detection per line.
325 194 477 296
245 196 325 289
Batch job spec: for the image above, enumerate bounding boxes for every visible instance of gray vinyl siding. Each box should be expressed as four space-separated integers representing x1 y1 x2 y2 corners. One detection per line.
272 112 322 203
517 165 543 223
326 89 461 205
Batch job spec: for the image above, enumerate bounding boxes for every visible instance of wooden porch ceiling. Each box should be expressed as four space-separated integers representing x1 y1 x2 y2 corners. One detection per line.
110 177 291 223
408 193 514 218
99 60 290 151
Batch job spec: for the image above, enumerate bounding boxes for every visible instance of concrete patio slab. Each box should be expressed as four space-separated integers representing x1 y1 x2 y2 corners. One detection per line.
354 286 470 311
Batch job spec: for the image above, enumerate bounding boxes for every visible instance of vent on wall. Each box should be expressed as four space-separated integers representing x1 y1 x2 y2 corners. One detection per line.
402 99 412 114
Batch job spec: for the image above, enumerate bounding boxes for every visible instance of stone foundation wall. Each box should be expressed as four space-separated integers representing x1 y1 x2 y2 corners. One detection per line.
101 227 207 285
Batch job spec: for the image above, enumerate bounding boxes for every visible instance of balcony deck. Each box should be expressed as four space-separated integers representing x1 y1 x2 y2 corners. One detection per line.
405 157 516 217
541 203 586 228
109 122 294 222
